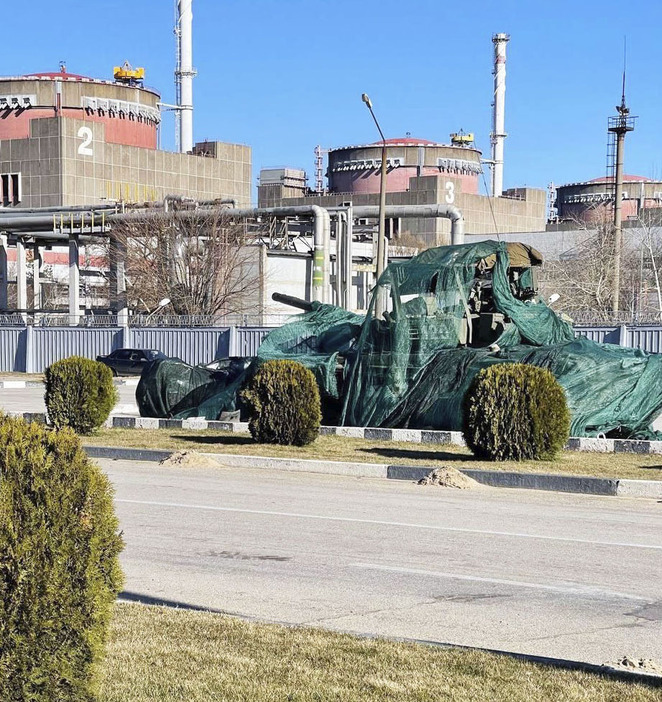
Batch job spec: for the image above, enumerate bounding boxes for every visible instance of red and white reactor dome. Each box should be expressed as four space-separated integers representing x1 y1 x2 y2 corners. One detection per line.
0 65 161 149
327 136 482 196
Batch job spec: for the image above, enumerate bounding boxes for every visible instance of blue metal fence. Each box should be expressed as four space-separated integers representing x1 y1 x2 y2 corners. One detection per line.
2 323 662 374
0 325 273 373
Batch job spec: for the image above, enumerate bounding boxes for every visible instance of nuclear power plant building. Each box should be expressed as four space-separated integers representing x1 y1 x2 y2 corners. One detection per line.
258 137 547 247
0 68 251 208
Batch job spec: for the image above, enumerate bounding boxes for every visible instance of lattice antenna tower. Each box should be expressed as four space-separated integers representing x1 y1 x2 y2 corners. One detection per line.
606 40 636 197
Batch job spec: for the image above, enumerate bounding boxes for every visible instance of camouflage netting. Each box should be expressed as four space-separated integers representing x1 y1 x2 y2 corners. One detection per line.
137 240 662 438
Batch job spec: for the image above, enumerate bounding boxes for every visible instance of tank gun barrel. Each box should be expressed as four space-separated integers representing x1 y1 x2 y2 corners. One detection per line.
271 292 315 312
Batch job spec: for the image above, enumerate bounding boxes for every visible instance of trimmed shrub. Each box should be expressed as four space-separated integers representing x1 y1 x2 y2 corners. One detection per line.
45 356 118 435
241 360 321 446
0 415 124 700
462 363 571 461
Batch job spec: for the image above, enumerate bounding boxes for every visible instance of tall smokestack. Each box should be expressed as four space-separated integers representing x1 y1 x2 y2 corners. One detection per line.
175 0 195 153
490 33 509 197
608 71 636 313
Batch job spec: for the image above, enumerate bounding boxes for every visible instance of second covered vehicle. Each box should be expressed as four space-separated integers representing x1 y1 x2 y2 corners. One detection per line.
96 349 167 376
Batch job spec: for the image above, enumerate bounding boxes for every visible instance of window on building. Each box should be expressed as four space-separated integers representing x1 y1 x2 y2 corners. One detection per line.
0 172 20 207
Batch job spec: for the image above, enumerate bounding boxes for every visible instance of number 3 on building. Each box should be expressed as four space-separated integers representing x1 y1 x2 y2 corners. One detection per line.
444 181 455 204
77 126 94 157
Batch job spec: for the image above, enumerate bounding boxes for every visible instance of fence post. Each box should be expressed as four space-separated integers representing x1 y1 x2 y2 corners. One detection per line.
25 324 34 373
229 326 239 357
618 324 629 347
121 323 132 349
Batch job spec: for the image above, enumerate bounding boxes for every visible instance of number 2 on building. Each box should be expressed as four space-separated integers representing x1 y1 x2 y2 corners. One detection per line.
77 126 93 157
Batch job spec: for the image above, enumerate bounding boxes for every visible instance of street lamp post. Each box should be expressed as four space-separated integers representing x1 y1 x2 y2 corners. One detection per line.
361 93 388 317
144 297 171 323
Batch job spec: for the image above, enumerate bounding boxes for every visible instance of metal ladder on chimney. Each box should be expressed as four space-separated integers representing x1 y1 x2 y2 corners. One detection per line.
605 127 617 203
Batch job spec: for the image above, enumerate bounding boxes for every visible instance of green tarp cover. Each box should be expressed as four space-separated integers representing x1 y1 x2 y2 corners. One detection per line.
137 240 662 438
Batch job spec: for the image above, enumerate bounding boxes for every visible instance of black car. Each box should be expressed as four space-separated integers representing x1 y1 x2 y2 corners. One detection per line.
96 348 167 376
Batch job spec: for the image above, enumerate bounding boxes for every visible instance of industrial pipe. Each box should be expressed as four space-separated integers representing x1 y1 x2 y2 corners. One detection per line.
197 198 236 208
335 212 345 306
162 204 332 303
351 204 465 245
0 205 334 302
333 208 354 310
222 206 329 303
0 203 118 216
0 213 110 232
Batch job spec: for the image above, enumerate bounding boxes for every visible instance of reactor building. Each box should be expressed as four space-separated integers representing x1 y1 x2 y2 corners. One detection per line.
0 65 251 208
258 134 547 247
553 175 662 224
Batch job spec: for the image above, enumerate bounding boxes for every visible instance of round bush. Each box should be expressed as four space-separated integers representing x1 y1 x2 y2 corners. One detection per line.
241 360 321 446
45 356 118 435
462 363 570 461
0 415 124 700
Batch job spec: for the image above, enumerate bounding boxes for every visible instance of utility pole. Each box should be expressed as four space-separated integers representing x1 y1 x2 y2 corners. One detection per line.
361 93 388 318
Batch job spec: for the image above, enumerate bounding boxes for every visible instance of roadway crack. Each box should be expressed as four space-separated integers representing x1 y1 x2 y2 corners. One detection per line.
521 620 645 644
299 598 436 627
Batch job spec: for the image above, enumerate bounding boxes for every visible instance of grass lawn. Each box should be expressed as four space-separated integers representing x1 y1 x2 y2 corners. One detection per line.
83 428 662 481
99 603 660 702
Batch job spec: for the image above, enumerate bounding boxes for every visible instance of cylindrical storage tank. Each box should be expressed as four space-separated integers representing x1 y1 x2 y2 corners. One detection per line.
555 175 662 224
0 70 161 149
327 137 482 196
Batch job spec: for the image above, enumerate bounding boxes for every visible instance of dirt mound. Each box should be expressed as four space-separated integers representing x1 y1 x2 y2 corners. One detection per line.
160 451 223 469
417 467 480 489
603 656 662 676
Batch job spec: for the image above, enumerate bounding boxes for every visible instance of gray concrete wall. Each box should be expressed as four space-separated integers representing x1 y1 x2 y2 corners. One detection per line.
0 117 62 207
0 116 251 208
257 176 547 247
60 117 251 207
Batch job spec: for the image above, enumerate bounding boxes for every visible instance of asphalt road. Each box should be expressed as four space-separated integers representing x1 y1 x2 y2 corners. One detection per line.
101 458 662 665
0 385 139 415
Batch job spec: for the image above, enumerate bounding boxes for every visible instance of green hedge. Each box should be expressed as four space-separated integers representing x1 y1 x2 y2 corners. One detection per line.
45 356 118 435
241 360 321 446
462 363 571 461
0 415 124 700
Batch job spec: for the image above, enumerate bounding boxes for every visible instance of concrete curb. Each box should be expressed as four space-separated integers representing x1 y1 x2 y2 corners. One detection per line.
8 409 662 460
106 415 662 455
0 380 45 389
85 446 173 463
82 444 662 499
8 407 662 459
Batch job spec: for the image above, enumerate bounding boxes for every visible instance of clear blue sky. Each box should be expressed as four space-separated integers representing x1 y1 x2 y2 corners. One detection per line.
4 0 662 198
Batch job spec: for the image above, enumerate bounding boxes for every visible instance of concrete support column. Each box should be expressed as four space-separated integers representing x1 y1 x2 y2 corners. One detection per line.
334 216 343 307
109 237 128 326
16 238 27 320
345 206 354 310
69 235 80 325
258 243 268 325
0 235 8 310
25 324 34 374
229 325 239 357
32 245 42 313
